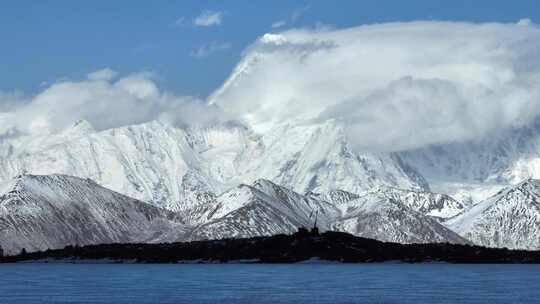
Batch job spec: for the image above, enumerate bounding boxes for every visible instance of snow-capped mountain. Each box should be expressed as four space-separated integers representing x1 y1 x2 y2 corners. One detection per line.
399 120 540 204
446 179 540 250
332 191 468 244
0 119 428 212
189 179 466 245
307 189 360 206
366 187 467 219
0 174 187 255
0 175 467 255
0 120 199 211
239 122 428 195
207 29 540 208
189 179 340 240
2 97 540 250
5 26 540 254
308 186 465 220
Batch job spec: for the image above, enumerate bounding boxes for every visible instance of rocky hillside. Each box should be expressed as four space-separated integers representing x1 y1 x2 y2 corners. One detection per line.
0 174 187 255
446 179 540 250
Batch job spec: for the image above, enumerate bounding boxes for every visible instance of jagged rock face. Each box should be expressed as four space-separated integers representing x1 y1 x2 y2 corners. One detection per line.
332 193 469 244
236 122 429 195
173 191 219 227
307 189 360 206
189 179 465 245
366 187 467 219
0 121 200 211
0 174 468 255
446 179 540 250
0 120 428 211
5 115 540 250
0 174 187 255
189 180 340 240
309 186 466 220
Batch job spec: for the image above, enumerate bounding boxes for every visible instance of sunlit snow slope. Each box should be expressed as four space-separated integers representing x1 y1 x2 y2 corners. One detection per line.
0 120 427 212
446 179 540 250
0 174 187 255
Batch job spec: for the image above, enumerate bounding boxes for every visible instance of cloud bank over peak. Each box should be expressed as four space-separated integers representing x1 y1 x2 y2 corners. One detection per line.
2 20 540 153
210 20 540 152
0 70 231 136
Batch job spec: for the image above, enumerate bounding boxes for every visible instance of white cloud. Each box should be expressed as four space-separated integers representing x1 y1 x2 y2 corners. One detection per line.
5 21 540 154
210 21 540 152
87 68 118 81
0 69 232 136
517 18 532 26
0 91 25 112
191 41 232 58
193 10 223 27
272 20 287 29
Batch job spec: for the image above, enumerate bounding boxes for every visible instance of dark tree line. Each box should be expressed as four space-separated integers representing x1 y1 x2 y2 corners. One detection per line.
0 245 27 258
3 230 540 264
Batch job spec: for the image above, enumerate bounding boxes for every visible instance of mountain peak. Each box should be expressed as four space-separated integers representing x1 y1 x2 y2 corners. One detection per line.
251 178 277 188
62 119 95 136
446 178 540 249
515 177 540 189
0 174 185 255
487 178 540 201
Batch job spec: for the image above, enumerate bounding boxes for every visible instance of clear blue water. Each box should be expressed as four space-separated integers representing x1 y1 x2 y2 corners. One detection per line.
0 263 539 303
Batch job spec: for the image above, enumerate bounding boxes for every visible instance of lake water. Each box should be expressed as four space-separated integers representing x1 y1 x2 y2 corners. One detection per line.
0 263 539 303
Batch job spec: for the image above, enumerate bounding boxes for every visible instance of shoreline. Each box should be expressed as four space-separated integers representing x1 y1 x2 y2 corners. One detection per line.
3 230 540 264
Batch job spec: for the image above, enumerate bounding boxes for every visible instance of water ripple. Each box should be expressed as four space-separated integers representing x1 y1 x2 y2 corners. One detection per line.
0 263 538 304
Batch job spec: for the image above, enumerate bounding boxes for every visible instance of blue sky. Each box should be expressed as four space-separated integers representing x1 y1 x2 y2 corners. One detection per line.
1 0 538 98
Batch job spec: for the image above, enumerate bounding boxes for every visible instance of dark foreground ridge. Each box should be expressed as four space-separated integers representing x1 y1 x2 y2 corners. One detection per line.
3 229 540 263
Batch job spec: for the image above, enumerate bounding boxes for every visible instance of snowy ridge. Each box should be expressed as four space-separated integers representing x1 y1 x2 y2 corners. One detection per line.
189 179 340 240
366 186 467 219
307 189 360 206
399 120 540 203
0 174 470 255
0 120 427 212
237 122 428 195
446 179 540 250
332 192 468 244
189 179 465 245
0 174 187 255
2 115 540 250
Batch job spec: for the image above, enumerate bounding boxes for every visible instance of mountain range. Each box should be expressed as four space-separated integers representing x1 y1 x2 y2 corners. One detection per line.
2 110 540 253
0 174 469 255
